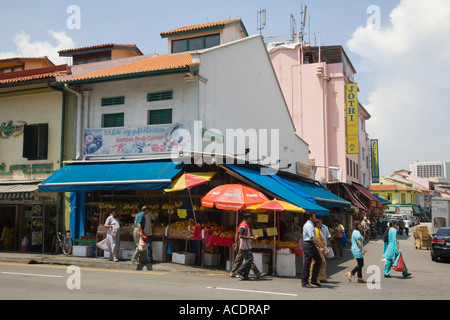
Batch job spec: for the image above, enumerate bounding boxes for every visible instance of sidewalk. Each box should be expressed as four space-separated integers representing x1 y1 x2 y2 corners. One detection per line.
0 251 224 274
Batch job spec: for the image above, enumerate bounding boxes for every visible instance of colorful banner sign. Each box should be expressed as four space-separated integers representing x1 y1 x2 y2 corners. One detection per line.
345 83 358 154
370 139 380 183
83 123 188 156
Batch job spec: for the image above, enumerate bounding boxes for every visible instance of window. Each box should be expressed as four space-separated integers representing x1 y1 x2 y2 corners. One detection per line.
149 109 172 125
101 96 125 106
171 34 220 53
102 113 124 128
23 123 48 160
434 217 447 229
147 91 173 102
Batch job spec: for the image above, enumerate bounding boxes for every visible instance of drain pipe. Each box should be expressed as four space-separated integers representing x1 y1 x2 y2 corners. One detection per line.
46 81 66 237
64 84 83 160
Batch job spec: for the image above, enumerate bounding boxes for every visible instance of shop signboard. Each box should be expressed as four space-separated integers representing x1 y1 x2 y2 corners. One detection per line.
370 139 380 183
345 83 358 154
83 123 188 156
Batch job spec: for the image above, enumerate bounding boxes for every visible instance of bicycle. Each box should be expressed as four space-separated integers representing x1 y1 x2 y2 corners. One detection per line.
52 227 74 255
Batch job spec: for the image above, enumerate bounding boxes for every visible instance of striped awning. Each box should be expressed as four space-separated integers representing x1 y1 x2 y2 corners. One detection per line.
0 182 39 200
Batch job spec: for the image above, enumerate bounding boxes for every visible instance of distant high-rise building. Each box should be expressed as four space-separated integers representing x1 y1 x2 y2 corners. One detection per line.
409 161 450 184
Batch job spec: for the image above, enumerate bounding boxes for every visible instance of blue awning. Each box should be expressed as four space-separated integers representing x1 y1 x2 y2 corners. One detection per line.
225 164 329 216
374 193 391 205
38 161 184 193
282 177 351 209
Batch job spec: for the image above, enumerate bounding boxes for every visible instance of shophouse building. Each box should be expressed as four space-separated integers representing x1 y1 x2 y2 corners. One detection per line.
267 42 380 226
0 57 70 252
38 19 329 241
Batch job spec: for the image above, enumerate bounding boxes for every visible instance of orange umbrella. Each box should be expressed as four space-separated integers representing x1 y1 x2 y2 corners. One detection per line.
201 184 269 211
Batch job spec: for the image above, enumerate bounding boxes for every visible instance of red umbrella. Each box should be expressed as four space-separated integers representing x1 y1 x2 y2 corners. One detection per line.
201 184 269 211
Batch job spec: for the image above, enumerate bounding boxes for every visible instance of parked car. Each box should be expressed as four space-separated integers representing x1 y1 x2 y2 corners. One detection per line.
431 227 450 262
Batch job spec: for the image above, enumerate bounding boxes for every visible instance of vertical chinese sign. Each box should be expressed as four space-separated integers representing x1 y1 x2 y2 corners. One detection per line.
345 83 358 154
370 139 380 183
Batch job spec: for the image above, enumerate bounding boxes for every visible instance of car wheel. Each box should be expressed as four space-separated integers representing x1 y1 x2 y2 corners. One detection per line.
431 254 438 262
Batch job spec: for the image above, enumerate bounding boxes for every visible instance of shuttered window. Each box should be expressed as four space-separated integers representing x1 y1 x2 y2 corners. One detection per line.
102 113 124 128
101 96 125 106
23 123 48 160
149 109 172 125
147 91 173 102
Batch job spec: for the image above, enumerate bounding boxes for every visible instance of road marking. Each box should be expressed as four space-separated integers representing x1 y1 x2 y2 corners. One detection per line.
2 272 64 278
207 286 298 297
0 262 168 275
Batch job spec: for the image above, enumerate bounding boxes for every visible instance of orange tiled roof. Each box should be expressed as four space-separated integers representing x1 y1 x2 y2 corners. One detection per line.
0 65 70 85
161 18 243 37
59 43 142 55
59 53 199 84
371 185 415 192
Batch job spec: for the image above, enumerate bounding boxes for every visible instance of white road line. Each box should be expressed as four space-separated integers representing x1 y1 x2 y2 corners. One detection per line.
2 272 64 278
207 286 298 297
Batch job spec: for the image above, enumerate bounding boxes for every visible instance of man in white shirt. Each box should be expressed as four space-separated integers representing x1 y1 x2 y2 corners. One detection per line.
302 212 326 288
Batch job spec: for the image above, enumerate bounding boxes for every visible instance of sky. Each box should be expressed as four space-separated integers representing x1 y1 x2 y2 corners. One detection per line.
1 0 449 177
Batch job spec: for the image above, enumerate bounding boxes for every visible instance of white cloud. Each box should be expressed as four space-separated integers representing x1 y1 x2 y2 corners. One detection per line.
347 0 450 175
0 30 75 65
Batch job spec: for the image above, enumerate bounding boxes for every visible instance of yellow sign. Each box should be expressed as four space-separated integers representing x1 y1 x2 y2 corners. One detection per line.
253 229 264 237
257 214 269 223
266 227 278 236
177 209 187 218
346 83 358 154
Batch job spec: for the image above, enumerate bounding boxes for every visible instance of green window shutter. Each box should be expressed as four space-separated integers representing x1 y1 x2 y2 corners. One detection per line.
147 91 173 102
22 124 48 160
103 113 124 128
101 96 125 106
22 125 33 159
149 109 172 125
36 123 48 159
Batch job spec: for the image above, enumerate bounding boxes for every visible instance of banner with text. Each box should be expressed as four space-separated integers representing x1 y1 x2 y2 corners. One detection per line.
83 124 187 156
370 139 380 183
346 83 358 154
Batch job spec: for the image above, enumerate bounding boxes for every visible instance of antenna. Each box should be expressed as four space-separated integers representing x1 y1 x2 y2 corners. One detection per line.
257 9 266 35
299 4 308 43
290 14 297 41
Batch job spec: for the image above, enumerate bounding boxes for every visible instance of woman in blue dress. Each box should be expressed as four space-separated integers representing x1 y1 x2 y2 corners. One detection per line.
383 221 411 278
345 222 366 283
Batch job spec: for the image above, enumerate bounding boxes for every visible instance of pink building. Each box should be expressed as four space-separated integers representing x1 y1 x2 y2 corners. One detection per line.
268 43 372 188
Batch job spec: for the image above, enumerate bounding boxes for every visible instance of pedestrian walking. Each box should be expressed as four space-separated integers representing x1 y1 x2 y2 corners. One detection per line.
230 249 266 279
235 213 258 280
143 208 158 263
131 205 148 264
383 220 411 278
332 219 345 259
104 209 120 262
346 221 366 283
309 219 328 283
302 212 325 288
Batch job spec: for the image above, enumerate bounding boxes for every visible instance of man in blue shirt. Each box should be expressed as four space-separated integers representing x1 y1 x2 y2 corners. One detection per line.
302 212 325 288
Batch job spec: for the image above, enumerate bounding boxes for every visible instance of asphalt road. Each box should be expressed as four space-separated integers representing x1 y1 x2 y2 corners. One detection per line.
0 223 448 303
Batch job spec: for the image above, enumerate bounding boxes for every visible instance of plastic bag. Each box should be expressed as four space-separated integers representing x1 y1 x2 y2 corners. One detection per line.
96 238 111 251
138 236 146 252
326 246 334 258
341 231 348 247
166 242 173 254
392 253 405 272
